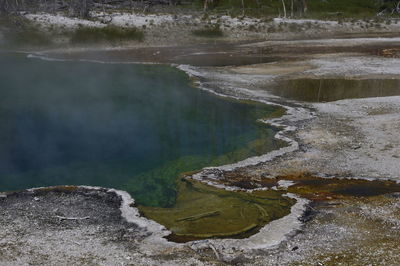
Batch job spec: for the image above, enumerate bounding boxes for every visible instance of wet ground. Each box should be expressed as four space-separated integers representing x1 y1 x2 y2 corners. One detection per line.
42 43 281 67
268 78 400 102
42 36 400 66
211 171 400 201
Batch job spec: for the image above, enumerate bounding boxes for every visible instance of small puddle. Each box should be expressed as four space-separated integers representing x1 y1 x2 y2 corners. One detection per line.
269 78 400 102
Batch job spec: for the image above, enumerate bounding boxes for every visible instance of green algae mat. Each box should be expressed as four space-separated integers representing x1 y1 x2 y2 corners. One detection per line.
141 179 295 242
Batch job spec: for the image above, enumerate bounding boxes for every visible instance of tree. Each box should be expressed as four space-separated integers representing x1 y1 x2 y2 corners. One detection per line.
281 0 287 18
301 0 307 13
68 0 93 18
381 0 400 14
0 0 6 14
0 0 16 14
203 0 215 11
280 0 307 18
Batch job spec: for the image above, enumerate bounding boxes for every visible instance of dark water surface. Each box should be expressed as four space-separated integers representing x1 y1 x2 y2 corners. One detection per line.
0 53 284 208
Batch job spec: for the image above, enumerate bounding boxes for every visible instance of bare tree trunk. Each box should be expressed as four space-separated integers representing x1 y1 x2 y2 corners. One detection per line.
291 0 294 17
130 0 133 14
203 0 207 11
281 0 286 18
80 0 92 18
1 0 15 13
393 1 400 14
82 0 87 17
0 0 6 14
302 0 307 13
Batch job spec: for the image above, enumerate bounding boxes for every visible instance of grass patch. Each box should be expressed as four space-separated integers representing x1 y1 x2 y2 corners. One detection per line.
70 25 144 44
0 15 52 47
6 27 52 46
192 24 223 38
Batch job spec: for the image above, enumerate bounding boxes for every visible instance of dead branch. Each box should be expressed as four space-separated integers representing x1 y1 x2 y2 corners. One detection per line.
54 215 90 220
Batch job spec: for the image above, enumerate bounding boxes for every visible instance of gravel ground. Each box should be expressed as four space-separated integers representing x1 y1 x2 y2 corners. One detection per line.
0 187 213 265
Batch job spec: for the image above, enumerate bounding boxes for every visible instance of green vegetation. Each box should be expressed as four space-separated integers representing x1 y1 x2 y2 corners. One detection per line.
306 0 381 19
69 25 144 44
192 24 223 37
193 0 388 19
0 16 52 47
0 16 145 47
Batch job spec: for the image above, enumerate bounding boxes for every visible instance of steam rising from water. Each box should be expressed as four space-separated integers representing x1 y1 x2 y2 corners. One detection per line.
0 53 282 207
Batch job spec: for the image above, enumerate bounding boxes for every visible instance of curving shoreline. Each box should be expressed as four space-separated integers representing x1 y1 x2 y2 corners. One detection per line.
6 50 313 249
1 33 400 264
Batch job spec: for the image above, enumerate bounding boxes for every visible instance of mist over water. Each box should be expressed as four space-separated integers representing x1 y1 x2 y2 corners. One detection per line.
0 53 282 207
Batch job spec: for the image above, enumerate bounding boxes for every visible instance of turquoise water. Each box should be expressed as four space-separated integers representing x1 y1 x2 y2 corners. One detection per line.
0 53 283 207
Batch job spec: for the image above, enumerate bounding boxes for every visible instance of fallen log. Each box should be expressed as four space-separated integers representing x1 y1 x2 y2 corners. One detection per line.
54 215 90 220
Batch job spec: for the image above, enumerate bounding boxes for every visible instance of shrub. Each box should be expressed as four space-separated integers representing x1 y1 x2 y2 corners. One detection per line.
70 25 144 44
192 24 223 38
0 15 52 47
